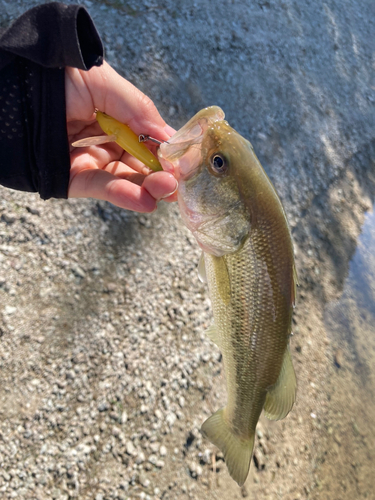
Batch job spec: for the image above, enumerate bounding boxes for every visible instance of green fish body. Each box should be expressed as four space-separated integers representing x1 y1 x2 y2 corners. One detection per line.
158 106 297 486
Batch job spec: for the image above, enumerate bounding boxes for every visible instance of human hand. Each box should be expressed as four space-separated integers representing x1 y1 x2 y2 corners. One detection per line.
66 61 177 212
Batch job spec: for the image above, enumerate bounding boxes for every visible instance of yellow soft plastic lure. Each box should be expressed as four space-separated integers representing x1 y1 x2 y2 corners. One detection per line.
72 110 162 172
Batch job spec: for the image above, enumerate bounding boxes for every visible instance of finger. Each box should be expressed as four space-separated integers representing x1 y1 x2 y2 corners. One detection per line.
164 125 176 137
82 62 173 142
100 161 146 185
142 172 178 201
70 142 153 179
118 152 153 176
68 169 158 213
161 191 178 203
67 119 101 139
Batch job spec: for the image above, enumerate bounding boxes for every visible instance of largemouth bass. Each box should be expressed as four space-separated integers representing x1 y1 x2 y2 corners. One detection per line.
158 106 297 486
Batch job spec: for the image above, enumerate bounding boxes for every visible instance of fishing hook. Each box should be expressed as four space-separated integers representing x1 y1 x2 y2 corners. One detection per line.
139 134 169 145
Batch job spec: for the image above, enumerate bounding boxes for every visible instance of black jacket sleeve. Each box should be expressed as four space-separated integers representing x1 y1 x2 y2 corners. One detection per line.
0 2 103 199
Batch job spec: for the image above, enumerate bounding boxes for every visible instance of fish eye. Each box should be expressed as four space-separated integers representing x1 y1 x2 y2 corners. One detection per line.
210 154 228 175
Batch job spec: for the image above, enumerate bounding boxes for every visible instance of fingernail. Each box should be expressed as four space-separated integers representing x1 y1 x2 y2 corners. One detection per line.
161 179 178 199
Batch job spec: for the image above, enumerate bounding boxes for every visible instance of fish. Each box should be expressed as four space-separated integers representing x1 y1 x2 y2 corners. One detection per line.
158 106 297 486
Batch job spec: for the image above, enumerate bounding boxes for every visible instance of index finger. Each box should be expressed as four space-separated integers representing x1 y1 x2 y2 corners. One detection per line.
83 62 172 143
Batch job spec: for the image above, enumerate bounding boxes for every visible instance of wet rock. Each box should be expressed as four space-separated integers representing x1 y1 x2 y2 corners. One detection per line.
136 451 145 464
241 485 249 498
253 447 266 470
178 396 185 408
71 265 86 279
199 449 211 464
188 461 203 478
334 349 344 368
121 411 128 424
139 473 151 488
26 206 40 215
149 442 159 454
166 412 176 427
126 441 136 456
1 213 16 224
3 305 16 315
98 402 109 412
104 282 117 293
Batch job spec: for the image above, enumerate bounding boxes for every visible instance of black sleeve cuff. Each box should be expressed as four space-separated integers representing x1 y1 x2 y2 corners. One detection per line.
0 2 103 70
0 3 104 200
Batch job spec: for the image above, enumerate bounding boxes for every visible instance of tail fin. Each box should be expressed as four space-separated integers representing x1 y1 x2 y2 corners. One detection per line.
201 408 254 486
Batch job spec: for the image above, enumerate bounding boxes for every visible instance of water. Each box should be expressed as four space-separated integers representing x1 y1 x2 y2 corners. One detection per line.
322 206 375 499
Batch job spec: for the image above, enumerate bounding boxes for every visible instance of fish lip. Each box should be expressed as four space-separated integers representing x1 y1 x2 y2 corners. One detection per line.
158 106 226 180
159 133 204 181
159 154 203 182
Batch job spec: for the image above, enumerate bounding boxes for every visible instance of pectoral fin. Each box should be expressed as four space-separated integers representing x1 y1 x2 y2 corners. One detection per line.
264 347 296 420
204 323 221 347
212 255 231 305
198 252 207 283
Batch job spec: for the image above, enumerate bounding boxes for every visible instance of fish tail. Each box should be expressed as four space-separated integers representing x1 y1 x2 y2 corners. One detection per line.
201 408 254 486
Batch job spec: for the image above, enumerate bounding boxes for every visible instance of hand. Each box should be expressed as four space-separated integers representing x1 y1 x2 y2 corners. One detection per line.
65 61 177 213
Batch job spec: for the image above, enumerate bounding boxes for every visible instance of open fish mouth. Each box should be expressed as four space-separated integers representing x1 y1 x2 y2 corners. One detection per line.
158 106 225 179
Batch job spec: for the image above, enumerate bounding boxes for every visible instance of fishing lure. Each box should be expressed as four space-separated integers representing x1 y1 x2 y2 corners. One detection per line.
72 110 163 172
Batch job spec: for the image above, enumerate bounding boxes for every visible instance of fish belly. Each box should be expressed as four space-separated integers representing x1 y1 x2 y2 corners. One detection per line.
201 232 295 485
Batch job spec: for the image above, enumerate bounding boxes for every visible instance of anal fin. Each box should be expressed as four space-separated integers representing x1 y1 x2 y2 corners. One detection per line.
264 347 296 420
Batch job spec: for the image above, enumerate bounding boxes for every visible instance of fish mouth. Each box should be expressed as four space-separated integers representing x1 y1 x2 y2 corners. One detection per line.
158 106 225 180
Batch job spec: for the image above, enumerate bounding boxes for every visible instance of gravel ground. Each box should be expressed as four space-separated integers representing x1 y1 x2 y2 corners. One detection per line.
0 1 375 499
